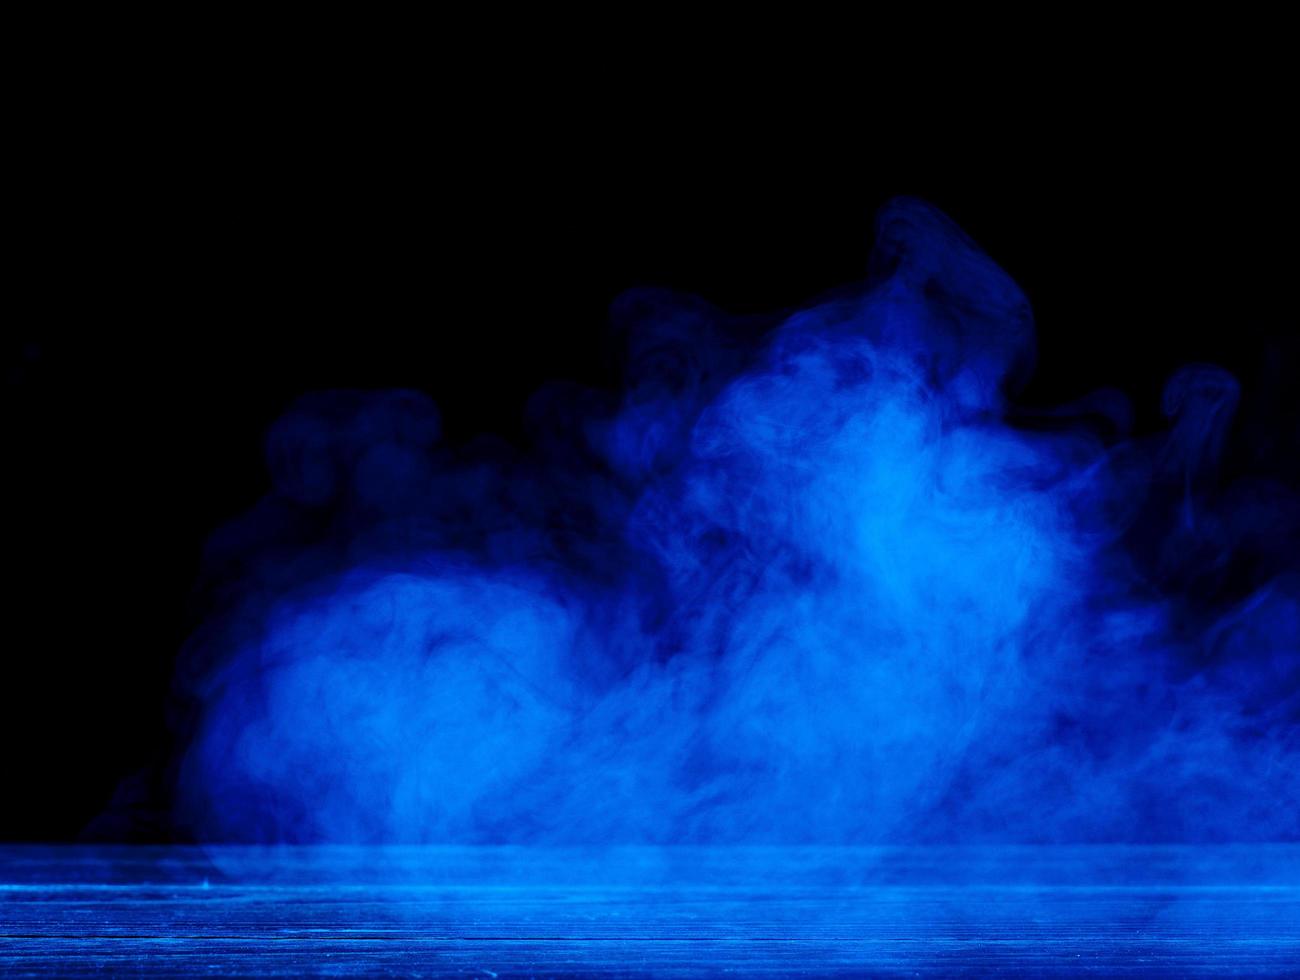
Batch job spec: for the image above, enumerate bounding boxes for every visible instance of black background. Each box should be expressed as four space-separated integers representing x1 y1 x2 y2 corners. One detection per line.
5 78 1297 840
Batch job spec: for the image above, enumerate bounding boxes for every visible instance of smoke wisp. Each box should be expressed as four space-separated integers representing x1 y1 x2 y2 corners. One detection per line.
173 199 1300 844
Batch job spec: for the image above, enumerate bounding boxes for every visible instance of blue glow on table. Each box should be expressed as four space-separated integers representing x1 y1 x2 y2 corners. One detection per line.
3 845 1299 975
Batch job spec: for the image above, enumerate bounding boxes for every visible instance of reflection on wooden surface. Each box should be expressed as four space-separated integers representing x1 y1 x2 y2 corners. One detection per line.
3 845 1299 975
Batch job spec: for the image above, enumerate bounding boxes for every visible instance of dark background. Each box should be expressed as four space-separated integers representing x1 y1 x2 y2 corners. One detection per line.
5 87 1297 840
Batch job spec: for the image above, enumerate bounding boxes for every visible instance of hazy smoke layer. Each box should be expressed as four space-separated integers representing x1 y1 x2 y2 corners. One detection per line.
174 199 1299 843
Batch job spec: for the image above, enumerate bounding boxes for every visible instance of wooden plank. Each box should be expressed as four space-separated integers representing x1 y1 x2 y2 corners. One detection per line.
2 846 1298 975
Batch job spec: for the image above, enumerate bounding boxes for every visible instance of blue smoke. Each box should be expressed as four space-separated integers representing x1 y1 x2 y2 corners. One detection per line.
173 199 1299 843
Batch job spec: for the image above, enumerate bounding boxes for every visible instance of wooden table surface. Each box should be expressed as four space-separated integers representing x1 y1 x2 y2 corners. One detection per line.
2 845 1298 976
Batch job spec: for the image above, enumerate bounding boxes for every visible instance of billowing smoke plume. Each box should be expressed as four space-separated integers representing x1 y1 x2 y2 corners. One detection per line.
172 199 1299 843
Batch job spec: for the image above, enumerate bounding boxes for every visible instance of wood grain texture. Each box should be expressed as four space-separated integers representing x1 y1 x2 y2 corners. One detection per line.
2 845 1298 975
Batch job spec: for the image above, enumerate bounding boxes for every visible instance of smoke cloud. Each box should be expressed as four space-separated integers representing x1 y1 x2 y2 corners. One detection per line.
172 198 1299 843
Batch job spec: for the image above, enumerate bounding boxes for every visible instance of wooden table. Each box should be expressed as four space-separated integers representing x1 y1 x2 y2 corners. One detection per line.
3 845 1298 975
